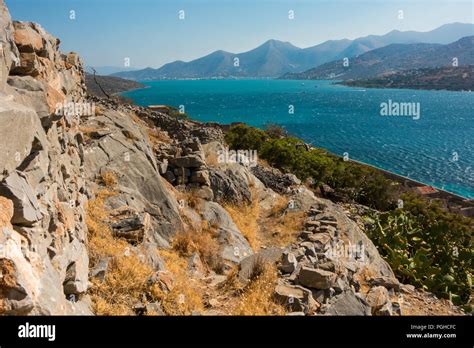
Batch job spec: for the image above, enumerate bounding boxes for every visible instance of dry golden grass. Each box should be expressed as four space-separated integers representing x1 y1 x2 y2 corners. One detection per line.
257 158 271 168
260 196 306 247
86 189 161 315
230 262 285 316
172 225 224 274
146 127 172 146
151 249 205 315
99 171 118 189
224 202 260 251
94 106 103 115
91 255 154 315
86 189 121 263
129 111 142 124
205 150 219 167
175 187 203 210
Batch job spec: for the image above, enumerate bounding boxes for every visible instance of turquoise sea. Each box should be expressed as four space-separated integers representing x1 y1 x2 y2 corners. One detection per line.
122 80 474 199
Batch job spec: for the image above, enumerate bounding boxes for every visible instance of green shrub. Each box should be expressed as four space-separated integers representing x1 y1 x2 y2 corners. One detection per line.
169 106 190 120
224 124 267 152
225 124 395 209
260 137 335 185
367 193 473 305
328 161 397 210
264 123 288 139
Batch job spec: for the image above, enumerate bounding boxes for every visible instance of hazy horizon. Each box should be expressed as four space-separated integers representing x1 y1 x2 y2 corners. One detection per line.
6 0 474 69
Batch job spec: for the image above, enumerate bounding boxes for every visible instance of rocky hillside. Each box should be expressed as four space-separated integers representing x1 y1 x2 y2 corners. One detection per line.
282 36 474 80
84 73 145 97
340 65 474 91
0 0 464 316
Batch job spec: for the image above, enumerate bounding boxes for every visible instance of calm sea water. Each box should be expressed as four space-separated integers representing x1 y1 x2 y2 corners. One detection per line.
122 80 474 199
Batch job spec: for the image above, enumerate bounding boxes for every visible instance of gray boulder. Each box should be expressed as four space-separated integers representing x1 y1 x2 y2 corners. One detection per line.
297 267 338 289
324 290 372 316
0 170 42 225
238 247 283 282
199 201 253 264
274 283 318 314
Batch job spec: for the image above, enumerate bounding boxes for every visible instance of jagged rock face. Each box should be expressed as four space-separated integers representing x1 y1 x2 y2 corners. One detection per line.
8 20 85 120
81 106 184 247
0 0 19 90
0 0 91 315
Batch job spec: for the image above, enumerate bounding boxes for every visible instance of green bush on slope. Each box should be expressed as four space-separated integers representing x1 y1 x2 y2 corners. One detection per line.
367 193 473 306
224 123 396 210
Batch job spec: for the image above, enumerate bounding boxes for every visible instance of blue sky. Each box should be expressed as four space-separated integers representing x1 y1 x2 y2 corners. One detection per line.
6 0 474 69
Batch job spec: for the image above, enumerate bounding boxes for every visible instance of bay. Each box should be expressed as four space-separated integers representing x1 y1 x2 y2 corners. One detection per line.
122 79 474 199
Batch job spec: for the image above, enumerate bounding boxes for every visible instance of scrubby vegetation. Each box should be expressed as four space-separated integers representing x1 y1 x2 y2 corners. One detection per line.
366 193 473 306
172 223 226 274
224 123 473 306
86 189 159 315
168 106 190 120
224 124 396 210
224 260 285 315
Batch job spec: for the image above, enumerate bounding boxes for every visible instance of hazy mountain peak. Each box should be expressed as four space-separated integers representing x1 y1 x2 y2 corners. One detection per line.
113 22 474 80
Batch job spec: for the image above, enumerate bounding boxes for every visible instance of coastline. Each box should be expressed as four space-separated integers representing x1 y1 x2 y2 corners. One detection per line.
118 83 474 206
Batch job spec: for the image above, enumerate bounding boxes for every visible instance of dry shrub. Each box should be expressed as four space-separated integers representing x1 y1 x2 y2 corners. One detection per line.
231 262 284 315
0 259 17 312
219 266 242 293
152 249 204 315
99 171 118 189
172 226 224 274
91 255 154 315
224 202 259 251
261 196 305 246
86 189 121 262
147 127 171 146
205 150 219 167
86 189 159 315
186 188 202 209
94 106 103 115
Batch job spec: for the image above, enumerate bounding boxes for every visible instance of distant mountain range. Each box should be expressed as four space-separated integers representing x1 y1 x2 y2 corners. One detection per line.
282 36 474 80
112 23 474 80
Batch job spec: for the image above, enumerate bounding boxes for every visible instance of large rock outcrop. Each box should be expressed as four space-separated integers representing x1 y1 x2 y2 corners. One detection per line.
0 0 90 314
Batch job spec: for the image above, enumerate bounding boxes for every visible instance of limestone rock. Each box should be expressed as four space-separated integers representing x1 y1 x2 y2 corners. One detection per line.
323 290 371 316
136 243 165 271
199 201 253 264
170 155 205 168
0 0 19 90
297 267 337 290
366 286 391 314
280 251 298 273
0 96 47 179
208 166 252 204
0 196 14 228
274 283 318 313
238 247 283 282
0 171 43 225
